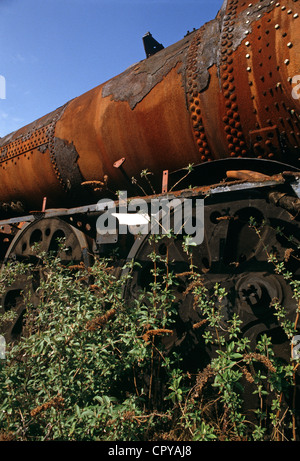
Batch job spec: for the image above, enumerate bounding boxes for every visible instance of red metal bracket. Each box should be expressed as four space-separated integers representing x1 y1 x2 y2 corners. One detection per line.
113 157 126 168
162 170 168 193
42 197 47 212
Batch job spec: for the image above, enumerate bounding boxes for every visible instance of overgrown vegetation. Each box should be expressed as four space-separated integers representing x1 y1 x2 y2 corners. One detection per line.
0 229 299 441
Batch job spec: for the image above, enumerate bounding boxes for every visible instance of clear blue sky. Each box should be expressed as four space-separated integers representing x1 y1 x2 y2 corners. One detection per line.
0 0 221 138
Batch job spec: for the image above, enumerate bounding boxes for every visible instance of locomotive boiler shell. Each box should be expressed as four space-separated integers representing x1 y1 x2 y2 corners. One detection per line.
0 0 300 211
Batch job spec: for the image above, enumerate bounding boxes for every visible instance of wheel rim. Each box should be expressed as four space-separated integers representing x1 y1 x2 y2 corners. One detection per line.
0 217 91 342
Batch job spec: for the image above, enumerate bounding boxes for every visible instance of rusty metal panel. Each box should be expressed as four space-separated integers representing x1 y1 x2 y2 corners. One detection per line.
0 126 48 162
0 0 299 213
249 125 281 158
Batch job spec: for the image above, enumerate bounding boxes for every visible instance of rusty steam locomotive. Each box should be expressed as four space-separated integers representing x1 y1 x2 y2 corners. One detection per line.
0 0 300 399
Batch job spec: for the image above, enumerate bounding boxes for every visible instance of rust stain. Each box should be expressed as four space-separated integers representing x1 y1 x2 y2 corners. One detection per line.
101 31 195 109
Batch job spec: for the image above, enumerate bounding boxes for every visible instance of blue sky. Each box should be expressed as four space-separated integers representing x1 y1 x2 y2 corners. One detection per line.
0 0 221 138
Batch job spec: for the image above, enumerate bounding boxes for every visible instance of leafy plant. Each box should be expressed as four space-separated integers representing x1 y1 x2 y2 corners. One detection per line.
0 226 299 441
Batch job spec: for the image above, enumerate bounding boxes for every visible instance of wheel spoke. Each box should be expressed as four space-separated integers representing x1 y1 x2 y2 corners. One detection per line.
0 218 91 342
124 196 300 367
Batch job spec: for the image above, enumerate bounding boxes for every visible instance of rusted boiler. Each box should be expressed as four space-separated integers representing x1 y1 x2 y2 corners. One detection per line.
0 0 300 210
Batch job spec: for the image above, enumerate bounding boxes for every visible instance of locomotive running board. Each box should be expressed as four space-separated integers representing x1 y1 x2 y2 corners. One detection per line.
0 173 298 230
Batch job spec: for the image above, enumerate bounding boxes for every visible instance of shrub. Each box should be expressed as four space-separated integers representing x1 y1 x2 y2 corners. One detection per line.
0 234 299 441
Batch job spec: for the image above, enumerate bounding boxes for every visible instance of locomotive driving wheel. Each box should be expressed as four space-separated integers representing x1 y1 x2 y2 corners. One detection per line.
123 189 300 431
0 217 92 342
